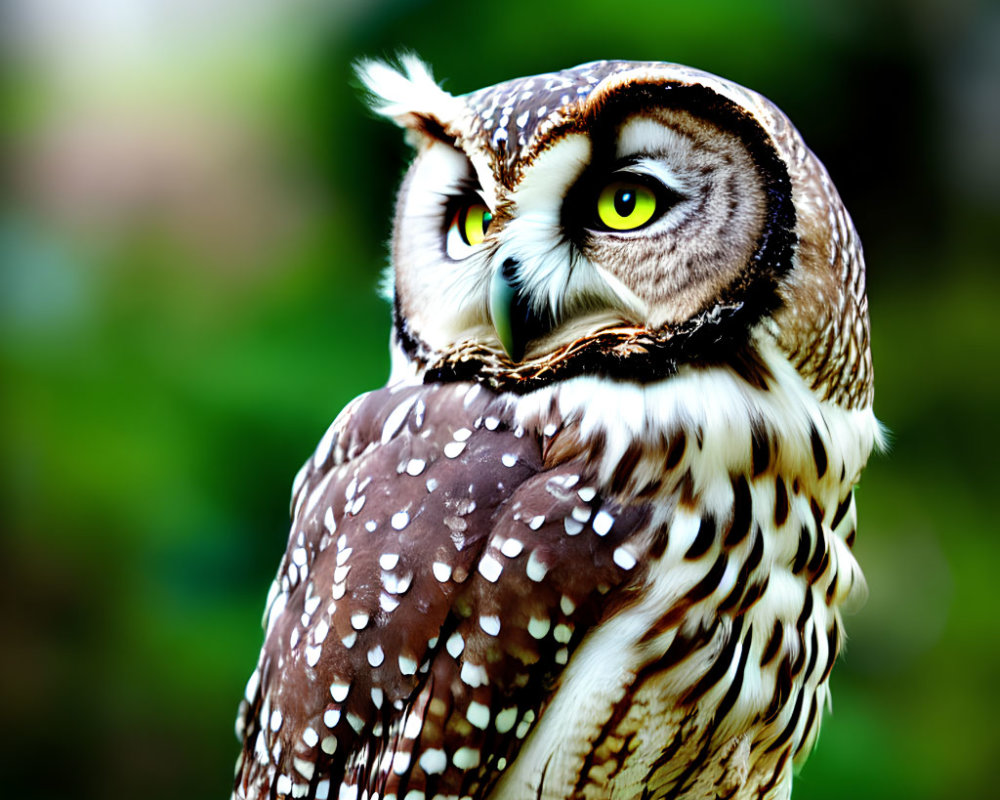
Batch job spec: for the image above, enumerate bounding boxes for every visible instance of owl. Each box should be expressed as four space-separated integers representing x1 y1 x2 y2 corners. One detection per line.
233 57 881 800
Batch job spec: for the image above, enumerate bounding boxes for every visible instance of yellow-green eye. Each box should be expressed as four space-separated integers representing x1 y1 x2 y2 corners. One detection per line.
460 203 492 245
446 202 493 259
596 181 658 230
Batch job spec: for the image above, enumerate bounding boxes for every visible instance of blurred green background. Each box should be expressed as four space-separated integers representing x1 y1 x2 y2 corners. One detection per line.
2 1 997 798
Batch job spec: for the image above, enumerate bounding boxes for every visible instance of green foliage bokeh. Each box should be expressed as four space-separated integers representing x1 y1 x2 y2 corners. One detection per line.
1 1 997 798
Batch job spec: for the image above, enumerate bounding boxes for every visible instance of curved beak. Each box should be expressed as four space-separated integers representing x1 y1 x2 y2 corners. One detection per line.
488 258 554 363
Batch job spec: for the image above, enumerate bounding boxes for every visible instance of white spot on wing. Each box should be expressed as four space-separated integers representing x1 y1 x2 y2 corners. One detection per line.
330 682 350 702
500 538 524 557
391 510 410 530
399 654 418 675
564 518 584 536
381 395 418 444
446 632 465 657
294 757 315 781
495 706 518 734
466 700 491 729
478 554 503 582
460 661 489 687
554 623 573 643
453 746 481 769
479 615 501 636
350 612 369 631
419 748 447 775
444 440 467 458
528 616 550 639
613 547 637 570
380 553 400 570
593 510 615 536
405 458 426 476
526 551 549 582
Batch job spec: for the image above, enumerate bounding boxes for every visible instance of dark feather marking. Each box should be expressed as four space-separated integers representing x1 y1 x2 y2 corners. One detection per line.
678 469 698 509
718 528 764 612
825 571 839 604
820 622 841 683
757 747 791 795
796 590 814 635
682 617 745 704
535 752 554 800
684 514 716 560
636 478 663 500
789 636 806 679
766 688 805 753
791 525 810 574
830 493 853 532
586 428 607 465
813 568 838 605
801 626 820 684
763 654 792 724
712 627 754 726
773 476 789 527
724 475 752 547
810 497 824 528
793 695 819 758
729 346 773 391
640 710 699 798
738 575 769 614
685 552 728 603
809 426 828 479
750 421 770 477
639 615 720 666
760 620 783 668
571 667 646 796
664 431 687 471
648 521 671 560
807 520 828 577
657 728 716 800
610 440 644 495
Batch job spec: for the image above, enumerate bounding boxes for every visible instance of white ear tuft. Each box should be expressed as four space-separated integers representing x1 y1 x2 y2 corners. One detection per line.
355 54 463 134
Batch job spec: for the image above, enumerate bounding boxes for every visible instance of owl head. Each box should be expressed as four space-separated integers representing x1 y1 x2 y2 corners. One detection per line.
358 56 872 411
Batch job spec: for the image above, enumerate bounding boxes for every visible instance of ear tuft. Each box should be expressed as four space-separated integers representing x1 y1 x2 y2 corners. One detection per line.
355 54 463 136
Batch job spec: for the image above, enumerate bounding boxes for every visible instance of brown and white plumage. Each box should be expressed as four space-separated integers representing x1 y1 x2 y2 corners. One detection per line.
233 57 880 800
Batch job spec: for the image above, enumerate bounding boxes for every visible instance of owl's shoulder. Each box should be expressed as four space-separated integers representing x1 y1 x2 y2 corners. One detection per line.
238 379 659 798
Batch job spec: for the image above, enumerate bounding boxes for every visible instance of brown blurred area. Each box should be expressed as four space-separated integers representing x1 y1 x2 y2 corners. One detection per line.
1 2 997 799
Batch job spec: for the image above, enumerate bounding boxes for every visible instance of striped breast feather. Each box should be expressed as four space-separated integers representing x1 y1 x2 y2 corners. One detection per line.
233 379 655 800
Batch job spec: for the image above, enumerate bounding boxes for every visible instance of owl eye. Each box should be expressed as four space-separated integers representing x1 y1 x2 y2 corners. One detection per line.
595 180 659 231
446 202 493 259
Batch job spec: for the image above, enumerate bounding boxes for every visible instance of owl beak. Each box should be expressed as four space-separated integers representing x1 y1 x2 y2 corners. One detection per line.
489 258 553 363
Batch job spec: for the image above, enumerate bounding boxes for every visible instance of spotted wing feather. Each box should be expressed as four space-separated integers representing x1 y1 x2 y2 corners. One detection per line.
233 381 651 800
